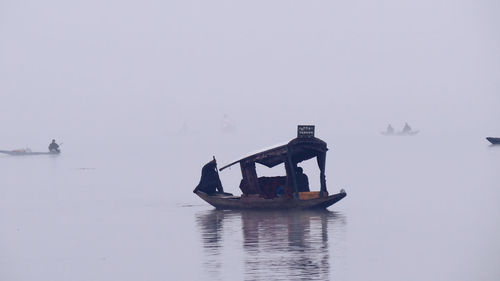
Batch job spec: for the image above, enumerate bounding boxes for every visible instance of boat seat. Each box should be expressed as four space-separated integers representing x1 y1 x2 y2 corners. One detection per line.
258 176 287 199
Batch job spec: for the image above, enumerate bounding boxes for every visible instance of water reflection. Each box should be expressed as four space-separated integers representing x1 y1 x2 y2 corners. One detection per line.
196 209 226 280
196 209 346 281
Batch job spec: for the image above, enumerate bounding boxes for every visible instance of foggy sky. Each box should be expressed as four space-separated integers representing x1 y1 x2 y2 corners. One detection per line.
1 2 500 280
1 0 499 145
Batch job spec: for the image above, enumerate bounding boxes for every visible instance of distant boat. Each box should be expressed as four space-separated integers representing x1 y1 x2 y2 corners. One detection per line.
381 130 419 136
381 122 419 136
193 125 346 210
0 149 60 156
381 131 395 136
486 137 500 144
398 130 419 136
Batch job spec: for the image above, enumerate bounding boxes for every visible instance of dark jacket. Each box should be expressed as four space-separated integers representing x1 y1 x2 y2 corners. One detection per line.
297 172 309 192
193 160 224 195
48 142 59 152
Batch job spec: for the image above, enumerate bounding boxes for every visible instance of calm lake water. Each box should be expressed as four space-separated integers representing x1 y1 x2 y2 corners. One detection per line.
1 133 499 281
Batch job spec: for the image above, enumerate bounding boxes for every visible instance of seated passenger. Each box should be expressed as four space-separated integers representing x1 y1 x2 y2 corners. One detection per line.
296 167 309 192
276 186 284 197
48 139 60 153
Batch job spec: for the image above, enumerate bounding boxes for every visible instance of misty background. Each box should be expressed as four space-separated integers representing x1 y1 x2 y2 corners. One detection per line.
1 0 500 280
1 0 499 144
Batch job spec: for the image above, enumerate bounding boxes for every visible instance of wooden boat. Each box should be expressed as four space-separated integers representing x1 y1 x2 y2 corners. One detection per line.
193 125 347 210
486 137 500 144
381 130 419 136
399 130 419 136
0 149 60 156
195 191 346 210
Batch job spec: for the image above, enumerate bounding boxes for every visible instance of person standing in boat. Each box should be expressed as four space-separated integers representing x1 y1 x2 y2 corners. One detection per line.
48 139 60 153
193 159 225 195
296 167 310 192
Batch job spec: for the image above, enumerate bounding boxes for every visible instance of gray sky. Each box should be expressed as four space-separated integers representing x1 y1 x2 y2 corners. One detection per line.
1 0 499 145
1 2 500 280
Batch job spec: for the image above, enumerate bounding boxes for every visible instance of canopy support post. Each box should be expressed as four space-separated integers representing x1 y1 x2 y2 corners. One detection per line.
240 161 260 195
286 145 299 199
317 152 328 196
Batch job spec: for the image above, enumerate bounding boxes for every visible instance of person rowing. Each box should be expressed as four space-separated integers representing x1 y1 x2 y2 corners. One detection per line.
386 124 394 134
402 122 412 133
48 139 60 153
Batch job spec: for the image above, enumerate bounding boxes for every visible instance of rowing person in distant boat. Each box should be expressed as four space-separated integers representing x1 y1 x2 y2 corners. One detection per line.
402 122 412 134
386 124 394 134
48 139 60 153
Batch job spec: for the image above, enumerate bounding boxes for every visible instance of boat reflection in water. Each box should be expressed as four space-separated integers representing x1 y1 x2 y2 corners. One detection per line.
196 209 346 280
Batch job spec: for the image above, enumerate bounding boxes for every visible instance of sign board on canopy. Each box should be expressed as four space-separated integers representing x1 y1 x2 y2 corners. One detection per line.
297 125 315 138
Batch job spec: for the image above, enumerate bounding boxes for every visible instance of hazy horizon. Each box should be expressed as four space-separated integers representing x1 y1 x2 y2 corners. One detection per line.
1 0 499 280
1 0 499 146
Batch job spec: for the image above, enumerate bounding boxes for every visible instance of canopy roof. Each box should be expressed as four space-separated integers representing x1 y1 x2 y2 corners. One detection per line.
219 137 328 171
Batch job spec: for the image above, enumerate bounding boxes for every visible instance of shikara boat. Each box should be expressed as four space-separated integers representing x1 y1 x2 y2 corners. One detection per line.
381 123 419 136
486 137 500 144
195 191 346 210
381 130 420 136
0 149 60 156
193 125 347 210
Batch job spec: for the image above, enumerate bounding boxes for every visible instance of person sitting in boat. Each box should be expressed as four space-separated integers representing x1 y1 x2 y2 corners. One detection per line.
402 122 412 133
193 159 225 195
296 167 310 192
48 139 60 153
386 124 394 134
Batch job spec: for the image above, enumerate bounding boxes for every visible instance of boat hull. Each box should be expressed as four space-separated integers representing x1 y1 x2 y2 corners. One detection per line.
0 150 60 156
486 137 500 144
195 191 346 210
381 130 419 136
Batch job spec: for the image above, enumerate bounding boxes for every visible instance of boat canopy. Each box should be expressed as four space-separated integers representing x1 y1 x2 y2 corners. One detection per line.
219 137 328 171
